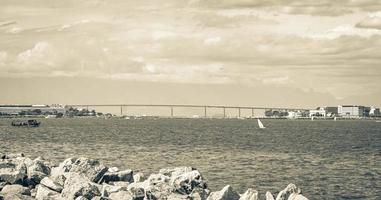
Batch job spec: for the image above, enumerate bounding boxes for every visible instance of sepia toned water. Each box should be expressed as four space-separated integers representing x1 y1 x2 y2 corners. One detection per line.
0 118 380 200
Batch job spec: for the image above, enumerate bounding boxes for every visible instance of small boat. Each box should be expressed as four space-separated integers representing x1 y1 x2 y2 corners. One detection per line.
11 119 41 127
257 119 266 129
376 120 381 123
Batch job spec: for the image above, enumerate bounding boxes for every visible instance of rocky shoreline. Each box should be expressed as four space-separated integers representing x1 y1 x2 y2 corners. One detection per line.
0 153 309 200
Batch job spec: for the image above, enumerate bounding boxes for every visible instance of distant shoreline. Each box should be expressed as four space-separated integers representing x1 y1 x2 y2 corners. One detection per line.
1 115 381 121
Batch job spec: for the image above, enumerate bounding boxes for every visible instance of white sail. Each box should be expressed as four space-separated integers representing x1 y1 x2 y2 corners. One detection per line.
334 117 337 121
257 119 266 129
311 116 314 121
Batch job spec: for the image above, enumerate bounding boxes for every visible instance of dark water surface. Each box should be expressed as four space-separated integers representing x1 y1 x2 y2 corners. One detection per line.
0 118 380 199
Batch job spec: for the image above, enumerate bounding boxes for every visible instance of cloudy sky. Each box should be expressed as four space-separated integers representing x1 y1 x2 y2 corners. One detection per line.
0 0 380 107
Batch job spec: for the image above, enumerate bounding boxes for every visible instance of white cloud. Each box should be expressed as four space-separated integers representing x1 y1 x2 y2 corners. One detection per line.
306 25 381 40
152 30 177 41
17 42 51 63
0 51 8 66
356 15 381 30
58 19 91 31
15 42 58 71
204 36 221 45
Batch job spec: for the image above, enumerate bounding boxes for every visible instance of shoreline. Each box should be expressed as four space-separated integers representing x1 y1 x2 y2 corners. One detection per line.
0 153 309 200
1 116 381 121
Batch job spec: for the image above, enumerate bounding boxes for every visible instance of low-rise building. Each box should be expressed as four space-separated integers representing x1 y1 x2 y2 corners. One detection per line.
338 105 366 117
0 104 66 116
369 106 380 117
309 107 327 117
287 111 303 119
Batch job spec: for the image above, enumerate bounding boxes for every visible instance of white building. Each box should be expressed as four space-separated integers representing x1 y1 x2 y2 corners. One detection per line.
369 106 380 117
309 107 327 117
338 105 365 117
287 111 302 119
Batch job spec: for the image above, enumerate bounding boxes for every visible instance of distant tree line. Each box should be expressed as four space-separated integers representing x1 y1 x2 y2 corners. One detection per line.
65 107 102 117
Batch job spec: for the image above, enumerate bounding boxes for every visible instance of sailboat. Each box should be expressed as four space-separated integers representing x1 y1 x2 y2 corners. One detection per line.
257 119 266 129
334 117 337 121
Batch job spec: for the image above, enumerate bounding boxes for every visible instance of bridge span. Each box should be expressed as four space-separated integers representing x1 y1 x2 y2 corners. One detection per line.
67 104 310 118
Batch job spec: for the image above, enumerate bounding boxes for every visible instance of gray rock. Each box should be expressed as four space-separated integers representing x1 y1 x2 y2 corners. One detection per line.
128 186 144 200
69 157 108 183
1 154 24 159
0 158 27 184
50 158 77 177
108 190 133 200
170 169 206 195
40 177 63 192
26 157 51 185
159 167 194 177
108 167 119 173
75 196 89 200
92 196 109 200
142 173 173 199
206 185 240 200
167 193 189 200
239 188 258 200
35 184 60 200
287 193 308 200
133 172 145 183
110 181 130 188
0 182 9 191
101 183 127 197
100 169 133 184
51 174 66 187
0 185 31 196
266 191 275 200
30 188 36 198
189 187 210 200
276 184 301 200
0 194 34 200
60 173 101 199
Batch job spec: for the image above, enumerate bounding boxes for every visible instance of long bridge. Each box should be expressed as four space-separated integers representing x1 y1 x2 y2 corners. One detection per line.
67 104 310 118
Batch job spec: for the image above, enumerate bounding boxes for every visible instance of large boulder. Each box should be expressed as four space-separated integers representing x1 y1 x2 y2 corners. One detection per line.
50 158 77 177
189 187 210 200
169 168 207 195
26 157 51 185
60 173 101 199
100 169 133 184
108 190 133 200
266 191 275 200
128 186 145 200
133 172 145 183
0 185 31 196
40 177 63 193
35 184 60 200
0 158 27 184
143 173 173 199
68 158 108 183
239 188 258 200
275 184 306 200
0 194 34 200
206 185 240 200
1 154 25 160
0 182 9 191
100 183 128 197
110 181 130 188
287 193 308 200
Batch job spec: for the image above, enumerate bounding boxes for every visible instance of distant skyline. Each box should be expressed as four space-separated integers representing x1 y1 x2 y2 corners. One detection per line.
1 1 380 107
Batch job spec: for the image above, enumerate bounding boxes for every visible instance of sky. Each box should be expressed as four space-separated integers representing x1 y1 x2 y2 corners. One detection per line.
0 0 380 108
